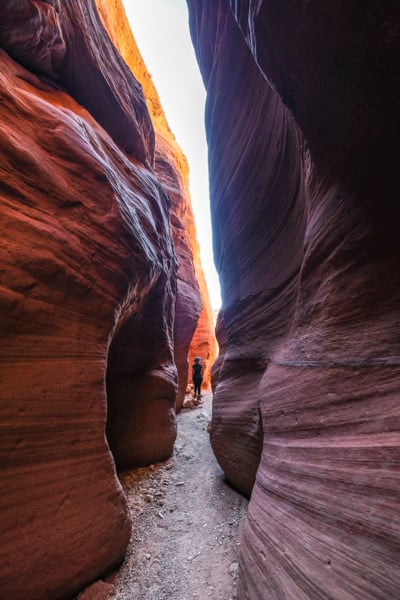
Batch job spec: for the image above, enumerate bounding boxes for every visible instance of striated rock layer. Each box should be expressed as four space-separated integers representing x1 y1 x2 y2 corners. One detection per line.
96 0 216 409
0 45 170 598
188 1 400 598
189 0 306 497
0 0 212 597
155 133 202 410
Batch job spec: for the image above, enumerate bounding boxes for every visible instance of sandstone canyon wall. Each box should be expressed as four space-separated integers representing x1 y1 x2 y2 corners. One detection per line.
96 0 217 408
188 250 217 392
0 1 212 598
188 1 400 598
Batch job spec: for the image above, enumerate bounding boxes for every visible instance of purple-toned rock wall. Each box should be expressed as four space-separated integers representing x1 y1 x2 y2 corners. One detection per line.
188 1 400 598
189 0 306 498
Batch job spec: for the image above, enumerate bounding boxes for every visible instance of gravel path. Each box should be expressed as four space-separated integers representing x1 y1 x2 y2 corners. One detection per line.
80 391 248 600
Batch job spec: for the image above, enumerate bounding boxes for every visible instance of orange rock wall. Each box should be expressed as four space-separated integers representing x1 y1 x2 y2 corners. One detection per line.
188 264 217 391
96 0 217 407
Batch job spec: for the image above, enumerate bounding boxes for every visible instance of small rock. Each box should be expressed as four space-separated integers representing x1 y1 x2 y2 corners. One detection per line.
77 581 116 600
229 562 239 577
176 481 185 486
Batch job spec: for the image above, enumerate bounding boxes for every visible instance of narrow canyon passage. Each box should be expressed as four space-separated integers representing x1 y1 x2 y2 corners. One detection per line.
81 392 248 600
2 3 400 599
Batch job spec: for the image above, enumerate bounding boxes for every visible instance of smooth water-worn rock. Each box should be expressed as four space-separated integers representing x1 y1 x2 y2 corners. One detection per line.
0 46 175 599
96 0 216 410
0 0 214 597
188 0 306 497
188 1 400 598
0 0 153 162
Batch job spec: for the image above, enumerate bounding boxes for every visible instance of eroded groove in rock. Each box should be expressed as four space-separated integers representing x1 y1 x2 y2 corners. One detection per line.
188 0 400 598
106 269 178 470
0 0 153 162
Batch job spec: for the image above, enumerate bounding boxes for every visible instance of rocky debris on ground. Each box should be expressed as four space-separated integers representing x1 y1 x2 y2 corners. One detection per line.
89 392 249 600
182 391 206 410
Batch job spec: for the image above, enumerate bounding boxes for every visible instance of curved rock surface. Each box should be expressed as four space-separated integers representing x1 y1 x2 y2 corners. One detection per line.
189 0 306 497
0 0 213 597
0 0 153 162
155 133 202 410
188 1 400 598
96 0 216 410
0 47 173 598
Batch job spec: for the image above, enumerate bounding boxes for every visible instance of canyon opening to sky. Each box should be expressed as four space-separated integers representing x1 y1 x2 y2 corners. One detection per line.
122 0 222 311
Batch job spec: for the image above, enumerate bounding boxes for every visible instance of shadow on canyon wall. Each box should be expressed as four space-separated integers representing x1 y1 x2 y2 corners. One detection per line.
1 1 400 599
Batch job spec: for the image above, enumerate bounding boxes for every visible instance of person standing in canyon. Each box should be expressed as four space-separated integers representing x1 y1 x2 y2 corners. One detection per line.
192 357 203 402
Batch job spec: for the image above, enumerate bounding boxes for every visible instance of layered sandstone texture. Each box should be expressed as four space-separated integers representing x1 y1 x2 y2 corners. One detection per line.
188 249 217 392
96 0 217 409
0 1 206 598
188 1 400 598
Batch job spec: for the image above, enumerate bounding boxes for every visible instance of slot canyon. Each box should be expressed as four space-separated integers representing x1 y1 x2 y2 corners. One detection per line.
1 1 399 599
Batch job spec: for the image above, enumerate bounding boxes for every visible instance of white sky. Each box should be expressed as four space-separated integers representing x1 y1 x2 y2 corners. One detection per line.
121 0 221 309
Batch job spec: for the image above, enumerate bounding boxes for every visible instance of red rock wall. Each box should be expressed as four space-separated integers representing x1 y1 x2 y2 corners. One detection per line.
188 1 400 598
0 1 190 598
95 0 216 410
154 133 202 410
188 248 217 392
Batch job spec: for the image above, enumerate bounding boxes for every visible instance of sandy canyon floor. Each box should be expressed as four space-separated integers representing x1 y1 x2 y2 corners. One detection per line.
77 392 248 600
